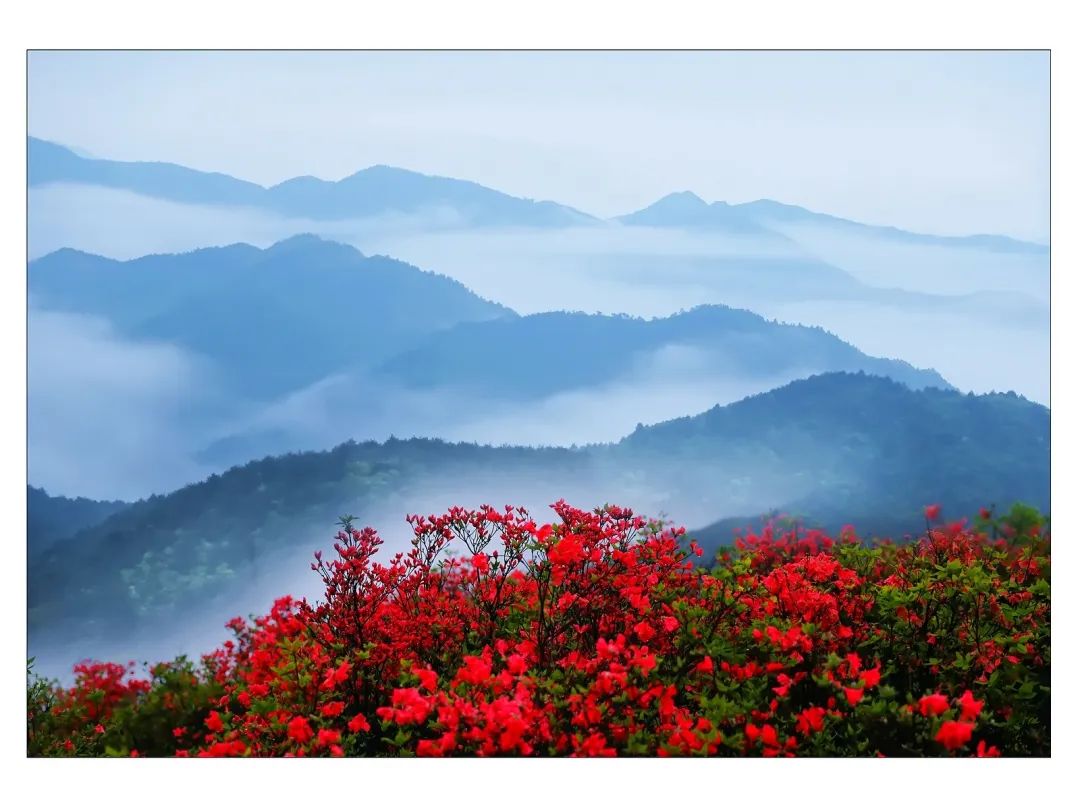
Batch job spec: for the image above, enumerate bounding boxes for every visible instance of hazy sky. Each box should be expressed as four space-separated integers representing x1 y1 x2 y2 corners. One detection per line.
28 50 1049 240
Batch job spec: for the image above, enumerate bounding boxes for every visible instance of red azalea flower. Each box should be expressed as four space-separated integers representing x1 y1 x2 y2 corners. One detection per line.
957 690 984 722
844 687 864 706
319 662 352 691
924 504 942 522
576 732 616 757
976 740 1001 758
796 707 826 735
918 693 950 717
287 716 314 744
695 656 714 674
549 534 586 565
935 720 974 751
455 655 492 685
416 739 444 757
317 728 341 748
412 664 438 692
205 710 224 733
347 713 371 734
320 701 345 718
633 620 656 642
860 667 881 688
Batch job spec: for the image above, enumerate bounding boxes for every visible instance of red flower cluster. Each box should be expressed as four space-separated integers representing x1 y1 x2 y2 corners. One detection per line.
27 502 1050 758
45 661 150 724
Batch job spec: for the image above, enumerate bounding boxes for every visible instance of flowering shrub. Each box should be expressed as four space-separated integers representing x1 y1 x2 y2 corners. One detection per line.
27 501 1049 757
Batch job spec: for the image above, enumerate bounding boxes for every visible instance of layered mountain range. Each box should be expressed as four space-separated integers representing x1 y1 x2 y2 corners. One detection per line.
26 138 1050 676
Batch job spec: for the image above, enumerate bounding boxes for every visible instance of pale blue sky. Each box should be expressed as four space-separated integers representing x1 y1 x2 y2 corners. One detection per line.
28 50 1049 240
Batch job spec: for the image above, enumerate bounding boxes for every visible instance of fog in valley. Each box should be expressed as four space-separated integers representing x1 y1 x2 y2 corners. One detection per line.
30 183 1048 438
200 345 809 465
28 305 223 500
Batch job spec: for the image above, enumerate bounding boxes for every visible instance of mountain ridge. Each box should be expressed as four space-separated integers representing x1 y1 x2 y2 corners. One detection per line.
619 193 1047 254
27 486 129 555
30 137 1044 250
28 137 595 228
29 235 517 398
374 304 952 398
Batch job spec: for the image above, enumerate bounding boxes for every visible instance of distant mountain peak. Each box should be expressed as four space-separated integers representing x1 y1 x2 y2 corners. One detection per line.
261 233 370 263
354 163 418 176
266 232 340 249
336 164 422 184
617 191 780 237
645 190 708 211
668 190 707 203
267 174 325 190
